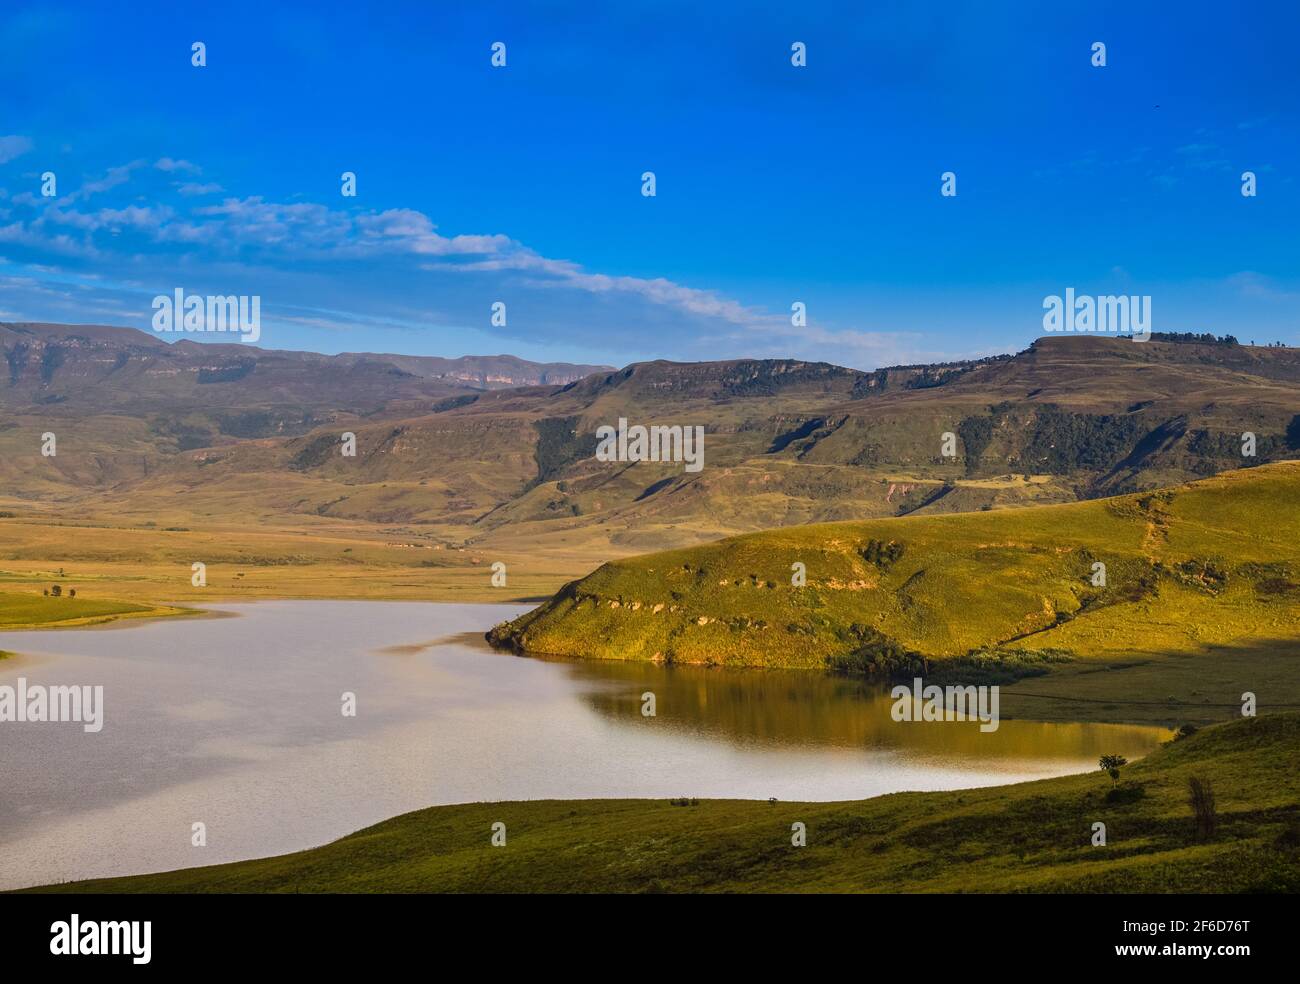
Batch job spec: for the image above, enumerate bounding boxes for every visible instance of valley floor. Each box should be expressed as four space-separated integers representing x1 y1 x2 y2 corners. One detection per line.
0 512 603 629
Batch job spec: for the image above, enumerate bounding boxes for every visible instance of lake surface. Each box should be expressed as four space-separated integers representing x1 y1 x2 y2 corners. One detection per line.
0 601 1167 890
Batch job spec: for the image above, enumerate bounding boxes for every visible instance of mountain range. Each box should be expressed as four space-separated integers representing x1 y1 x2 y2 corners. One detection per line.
1 322 1297 559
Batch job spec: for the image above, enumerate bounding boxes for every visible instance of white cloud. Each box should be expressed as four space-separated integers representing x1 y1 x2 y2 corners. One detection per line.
354 208 509 256
154 157 201 173
1227 271 1299 302
0 135 34 164
0 157 917 355
57 160 146 204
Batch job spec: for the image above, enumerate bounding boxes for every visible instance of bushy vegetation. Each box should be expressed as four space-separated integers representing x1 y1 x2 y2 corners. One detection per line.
1149 332 1239 346
957 414 994 470
1099 754 1128 785
531 415 599 487
288 432 342 470
1170 557 1228 593
1189 777 1218 839
1013 405 1148 473
216 408 315 439
931 646 1074 685
826 625 923 677
859 538 904 568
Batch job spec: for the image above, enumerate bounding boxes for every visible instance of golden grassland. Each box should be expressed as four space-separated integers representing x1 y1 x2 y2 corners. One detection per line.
0 590 189 629
22 713 1300 894
0 511 611 628
492 462 1300 670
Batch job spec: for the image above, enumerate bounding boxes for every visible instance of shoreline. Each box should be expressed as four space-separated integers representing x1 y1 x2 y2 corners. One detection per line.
4 595 1277 729
14 713 1293 895
0 593 542 633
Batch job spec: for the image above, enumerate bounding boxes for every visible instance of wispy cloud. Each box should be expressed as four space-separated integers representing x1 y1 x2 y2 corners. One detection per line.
5 167 782 333
56 160 147 205
0 156 989 368
154 157 201 174
1227 271 1299 302
0 134 33 164
176 181 222 196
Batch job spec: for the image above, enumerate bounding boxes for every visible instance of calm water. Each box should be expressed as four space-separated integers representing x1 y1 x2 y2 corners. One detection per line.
0 601 1167 889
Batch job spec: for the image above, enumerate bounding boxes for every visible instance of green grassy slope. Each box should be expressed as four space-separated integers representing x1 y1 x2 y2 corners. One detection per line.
0 589 159 628
25 713 1300 894
489 462 1300 672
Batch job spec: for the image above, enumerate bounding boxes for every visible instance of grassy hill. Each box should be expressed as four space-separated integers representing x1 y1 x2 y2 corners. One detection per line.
489 462 1300 685
22 713 1300 893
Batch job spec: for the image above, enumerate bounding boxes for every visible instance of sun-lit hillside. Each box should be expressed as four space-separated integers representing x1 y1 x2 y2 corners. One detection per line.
490 462 1300 674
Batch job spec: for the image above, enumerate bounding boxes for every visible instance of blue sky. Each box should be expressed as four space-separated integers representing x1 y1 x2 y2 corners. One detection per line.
1 0 1297 369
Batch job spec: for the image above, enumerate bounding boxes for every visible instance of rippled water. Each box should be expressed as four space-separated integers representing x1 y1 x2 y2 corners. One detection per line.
0 601 1167 889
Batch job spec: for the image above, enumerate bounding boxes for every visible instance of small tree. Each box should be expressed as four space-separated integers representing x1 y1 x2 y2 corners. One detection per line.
49 584 62 597
68 588 76 598
1189 777 1217 839
1099 754 1128 786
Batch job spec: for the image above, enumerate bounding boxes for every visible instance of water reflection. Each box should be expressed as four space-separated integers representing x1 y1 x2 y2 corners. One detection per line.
553 656 1169 761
